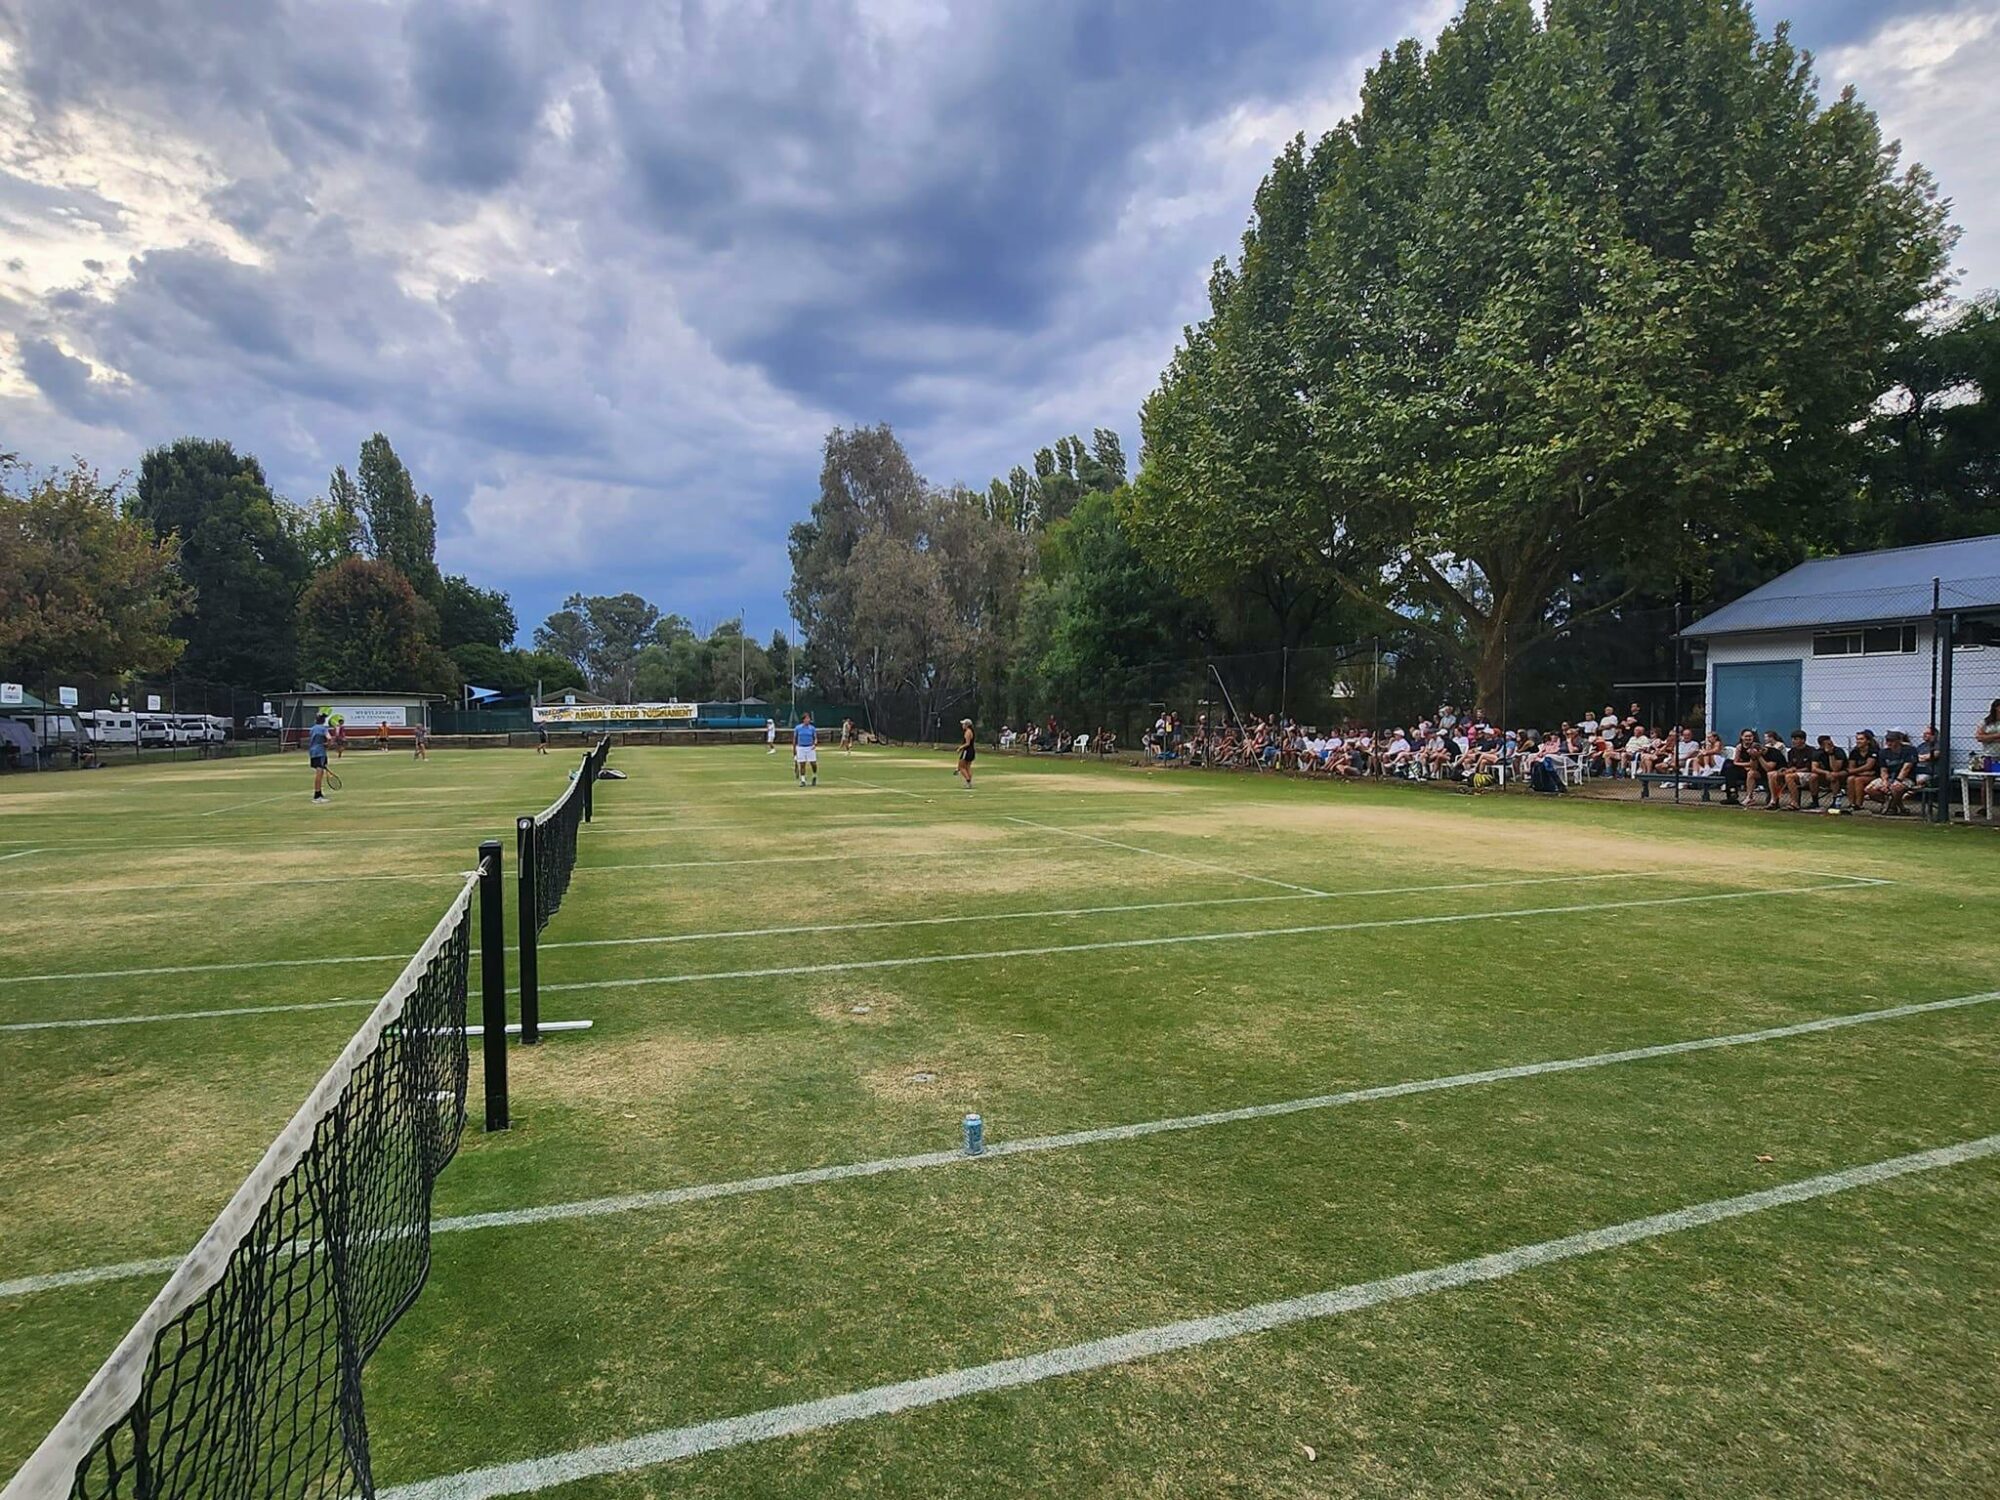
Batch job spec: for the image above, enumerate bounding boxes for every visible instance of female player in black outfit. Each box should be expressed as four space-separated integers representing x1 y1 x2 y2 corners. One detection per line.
956 718 976 789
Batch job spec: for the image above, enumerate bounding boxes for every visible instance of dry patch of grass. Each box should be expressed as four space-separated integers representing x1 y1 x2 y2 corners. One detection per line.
811 983 912 1028
1112 801 1685 874
507 1027 737 1110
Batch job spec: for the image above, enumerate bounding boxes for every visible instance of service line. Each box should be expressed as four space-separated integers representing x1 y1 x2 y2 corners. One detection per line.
1005 815 1329 896
0 870 1673 986
540 880 1882 995
7 988 1985 1301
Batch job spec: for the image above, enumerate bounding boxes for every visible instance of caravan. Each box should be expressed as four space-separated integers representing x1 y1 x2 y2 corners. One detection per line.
77 710 138 745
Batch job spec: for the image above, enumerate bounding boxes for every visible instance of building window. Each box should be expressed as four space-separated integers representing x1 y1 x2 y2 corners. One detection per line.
1812 625 1917 657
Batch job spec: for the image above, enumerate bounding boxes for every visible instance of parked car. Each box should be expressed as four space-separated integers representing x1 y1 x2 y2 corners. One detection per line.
136 716 180 748
240 714 284 738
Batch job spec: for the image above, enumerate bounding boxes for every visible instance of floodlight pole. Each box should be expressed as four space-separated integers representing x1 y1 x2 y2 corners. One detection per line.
477 840 509 1130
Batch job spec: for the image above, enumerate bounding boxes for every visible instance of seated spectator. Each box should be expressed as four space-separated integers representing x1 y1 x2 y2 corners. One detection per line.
1865 729 1919 814
1751 730 1790 809
1720 732 1752 812
1843 730 1880 811
1382 729 1417 776
1772 730 1813 810
1913 726 1939 791
1623 727 1653 773
1803 735 1847 809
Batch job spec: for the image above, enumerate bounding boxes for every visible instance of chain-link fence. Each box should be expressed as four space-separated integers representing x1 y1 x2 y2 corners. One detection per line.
0 672 288 773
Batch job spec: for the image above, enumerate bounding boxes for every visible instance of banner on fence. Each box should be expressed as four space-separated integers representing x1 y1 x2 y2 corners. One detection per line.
321 704 408 727
533 702 699 724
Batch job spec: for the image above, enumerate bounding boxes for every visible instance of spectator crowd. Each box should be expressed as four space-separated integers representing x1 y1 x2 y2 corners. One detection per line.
995 698 2000 817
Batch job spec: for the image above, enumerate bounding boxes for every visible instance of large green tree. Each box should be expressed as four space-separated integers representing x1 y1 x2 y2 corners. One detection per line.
1135 0 1953 711
1 460 188 680
129 437 310 685
450 642 585 697
1014 489 1206 718
296 557 457 692
534 592 662 698
788 425 928 701
787 426 1032 736
1852 293 2000 548
1130 131 1350 653
435 574 517 650
356 433 441 599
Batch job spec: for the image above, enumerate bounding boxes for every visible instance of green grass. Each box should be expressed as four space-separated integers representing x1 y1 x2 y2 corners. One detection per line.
2 745 1995 1496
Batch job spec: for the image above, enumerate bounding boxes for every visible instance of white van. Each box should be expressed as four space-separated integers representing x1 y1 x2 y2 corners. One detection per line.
79 710 138 745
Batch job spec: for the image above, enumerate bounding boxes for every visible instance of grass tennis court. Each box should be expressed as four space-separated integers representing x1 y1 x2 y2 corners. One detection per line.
3 745 1996 1496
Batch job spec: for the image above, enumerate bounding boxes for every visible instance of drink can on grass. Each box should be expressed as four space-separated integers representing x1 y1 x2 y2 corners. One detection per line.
962 1113 984 1156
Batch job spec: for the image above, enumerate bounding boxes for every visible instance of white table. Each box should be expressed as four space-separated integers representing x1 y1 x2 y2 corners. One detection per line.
1954 769 2000 822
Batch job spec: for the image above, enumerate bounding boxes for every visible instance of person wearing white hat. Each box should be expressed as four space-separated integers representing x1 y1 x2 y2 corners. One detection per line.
956 718 976 789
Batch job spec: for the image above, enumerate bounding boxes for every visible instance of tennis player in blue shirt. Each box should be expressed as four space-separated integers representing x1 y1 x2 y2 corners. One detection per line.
793 712 818 787
308 713 331 802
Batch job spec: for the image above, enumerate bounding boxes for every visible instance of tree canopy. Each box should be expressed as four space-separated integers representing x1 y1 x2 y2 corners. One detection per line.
1 460 188 681
130 437 310 687
296 558 456 693
1132 0 1953 711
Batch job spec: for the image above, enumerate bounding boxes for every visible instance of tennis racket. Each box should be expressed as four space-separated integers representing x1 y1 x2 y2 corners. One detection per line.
321 766 342 792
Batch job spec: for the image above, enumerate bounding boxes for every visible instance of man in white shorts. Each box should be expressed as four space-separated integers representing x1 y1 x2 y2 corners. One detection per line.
794 712 818 787
765 717 777 754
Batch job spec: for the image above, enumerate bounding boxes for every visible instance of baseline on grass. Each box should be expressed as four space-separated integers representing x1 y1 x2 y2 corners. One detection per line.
1 849 501 1500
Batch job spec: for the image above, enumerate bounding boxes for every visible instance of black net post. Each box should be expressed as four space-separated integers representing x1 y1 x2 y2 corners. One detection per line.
516 816 540 1045
1936 609 1956 824
582 751 594 824
478 840 509 1130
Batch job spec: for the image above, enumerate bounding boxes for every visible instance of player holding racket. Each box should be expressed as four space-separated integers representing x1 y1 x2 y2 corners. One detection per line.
794 711 819 787
309 713 337 802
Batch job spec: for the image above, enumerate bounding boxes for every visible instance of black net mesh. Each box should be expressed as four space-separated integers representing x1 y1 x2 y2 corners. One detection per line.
527 737 609 935
27 874 476 1500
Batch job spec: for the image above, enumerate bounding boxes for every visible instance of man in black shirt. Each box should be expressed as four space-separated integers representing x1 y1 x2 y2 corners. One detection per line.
1843 730 1880 812
1772 730 1812 810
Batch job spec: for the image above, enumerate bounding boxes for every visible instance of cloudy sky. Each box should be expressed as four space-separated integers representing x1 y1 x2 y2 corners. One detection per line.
3 1 1996 644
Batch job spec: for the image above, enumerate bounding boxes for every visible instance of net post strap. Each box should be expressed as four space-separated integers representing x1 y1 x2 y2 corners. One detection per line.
1 869 481 1500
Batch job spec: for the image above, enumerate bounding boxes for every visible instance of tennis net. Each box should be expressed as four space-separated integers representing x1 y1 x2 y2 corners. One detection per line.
526 735 611 936
4 865 481 1500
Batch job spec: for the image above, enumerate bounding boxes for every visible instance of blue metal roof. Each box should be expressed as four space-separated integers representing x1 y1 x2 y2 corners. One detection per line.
1682 533 2000 638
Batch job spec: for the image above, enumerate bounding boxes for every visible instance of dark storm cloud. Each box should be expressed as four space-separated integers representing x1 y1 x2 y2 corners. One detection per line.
405 3 553 190
19 336 125 425
0 0 1986 639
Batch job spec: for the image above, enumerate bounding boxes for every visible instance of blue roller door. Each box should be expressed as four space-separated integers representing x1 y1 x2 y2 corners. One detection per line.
1712 660 1802 739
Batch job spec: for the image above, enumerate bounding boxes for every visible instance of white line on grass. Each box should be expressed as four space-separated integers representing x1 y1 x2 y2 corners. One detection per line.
0 871 1678 986
5 989 1989 1302
540 880 1879 994
3 870 470 896
196 791 299 817
376 1132 2000 1500
0 998 374 1034
417 988 2000 1234
844 777 931 800
0 849 43 863
1005 815 1329 896
11 840 1064 900
0 877 1887 1018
